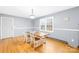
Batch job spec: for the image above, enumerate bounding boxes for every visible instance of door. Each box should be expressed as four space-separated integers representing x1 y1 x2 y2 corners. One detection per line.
1 16 14 39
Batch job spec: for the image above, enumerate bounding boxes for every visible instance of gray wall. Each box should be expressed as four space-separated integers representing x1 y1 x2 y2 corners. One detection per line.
33 7 79 47
0 14 33 39
48 7 79 40
14 17 33 36
48 7 79 47
32 19 40 31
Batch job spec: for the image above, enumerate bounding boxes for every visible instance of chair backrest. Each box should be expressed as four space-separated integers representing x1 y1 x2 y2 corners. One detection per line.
24 32 35 43
34 32 41 36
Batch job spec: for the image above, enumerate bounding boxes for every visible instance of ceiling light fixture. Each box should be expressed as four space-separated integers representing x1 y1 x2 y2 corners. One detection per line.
30 9 35 19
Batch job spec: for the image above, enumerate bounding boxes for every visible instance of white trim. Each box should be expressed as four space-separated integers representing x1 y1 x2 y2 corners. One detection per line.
55 28 79 31
14 27 34 29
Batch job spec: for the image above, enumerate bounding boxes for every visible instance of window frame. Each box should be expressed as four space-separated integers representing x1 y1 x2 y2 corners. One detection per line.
39 16 54 33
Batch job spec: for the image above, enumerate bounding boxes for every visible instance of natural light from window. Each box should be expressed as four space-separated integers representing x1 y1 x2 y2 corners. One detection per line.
40 16 54 33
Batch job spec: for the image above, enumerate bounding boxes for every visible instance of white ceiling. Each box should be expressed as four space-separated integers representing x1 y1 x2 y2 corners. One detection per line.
0 6 76 19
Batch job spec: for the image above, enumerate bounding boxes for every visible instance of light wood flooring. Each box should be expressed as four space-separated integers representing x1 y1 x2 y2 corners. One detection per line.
0 36 79 53
35 38 79 53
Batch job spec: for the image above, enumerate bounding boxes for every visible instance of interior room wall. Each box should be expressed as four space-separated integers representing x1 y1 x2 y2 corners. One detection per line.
48 6 79 40
32 19 40 31
14 17 33 36
0 14 33 39
33 7 79 47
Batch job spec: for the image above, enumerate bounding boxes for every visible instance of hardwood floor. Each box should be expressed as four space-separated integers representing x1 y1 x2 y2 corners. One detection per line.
35 38 79 53
0 36 79 53
0 36 35 53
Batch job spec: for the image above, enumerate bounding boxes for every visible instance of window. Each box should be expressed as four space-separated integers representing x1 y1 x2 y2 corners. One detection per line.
40 18 46 31
40 16 54 32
